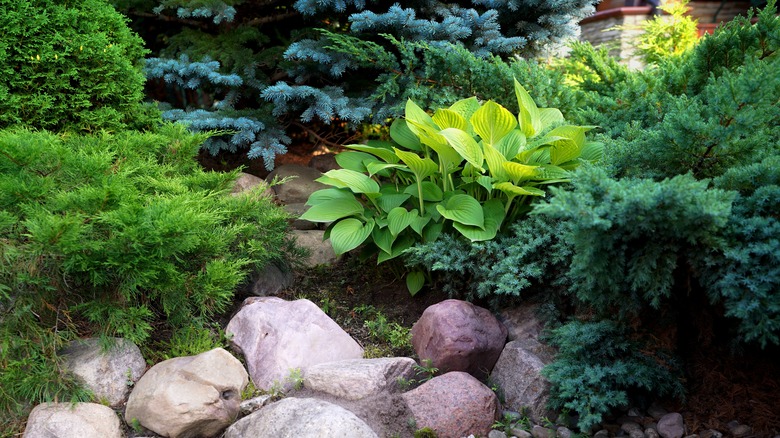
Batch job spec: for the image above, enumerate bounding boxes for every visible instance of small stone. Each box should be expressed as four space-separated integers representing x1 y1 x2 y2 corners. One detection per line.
531 425 556 438
490 430 509 438
729 425 752 437
510 428 533 438
647 404 668 421
557 426 573 438
699 430 722 438
646 427 660 438
657 413 685 438
622 422 643 433
683 435 698 438
628 407 643 417
629 430 646 438
239 394 272 415
594 430 610 438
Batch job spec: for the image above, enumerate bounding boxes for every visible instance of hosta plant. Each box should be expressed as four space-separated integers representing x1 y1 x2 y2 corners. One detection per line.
301 79 602 293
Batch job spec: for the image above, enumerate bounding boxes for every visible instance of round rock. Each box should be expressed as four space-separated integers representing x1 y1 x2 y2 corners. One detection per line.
23 403 122 438
411 299 507 379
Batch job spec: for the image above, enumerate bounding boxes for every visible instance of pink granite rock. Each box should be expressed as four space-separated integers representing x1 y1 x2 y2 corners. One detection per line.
402 371 500 438
411 299 507 378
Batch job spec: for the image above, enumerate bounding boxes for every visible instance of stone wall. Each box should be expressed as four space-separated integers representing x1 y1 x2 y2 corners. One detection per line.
579 7 655 69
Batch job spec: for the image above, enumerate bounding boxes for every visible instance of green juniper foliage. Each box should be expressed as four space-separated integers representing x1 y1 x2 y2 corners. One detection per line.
534 166 735 316
405 214 571 303
0 0 156 132
0 125 292 424
542 320 684 432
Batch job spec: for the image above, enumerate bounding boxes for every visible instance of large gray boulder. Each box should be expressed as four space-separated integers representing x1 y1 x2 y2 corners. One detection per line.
292 230 339 267
226 297 363 391
124 348 248 438
60 337 146 407
224 397 378 438
490 339 554 422
23 403 122 438
239 262 294 297
231 172 274 198
402 371 500 438
304 357 416 400
266 164 326 204
497 303 546 342
411 299 507 379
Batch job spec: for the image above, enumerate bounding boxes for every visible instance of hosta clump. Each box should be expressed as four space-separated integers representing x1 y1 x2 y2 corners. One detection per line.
302 79 601 293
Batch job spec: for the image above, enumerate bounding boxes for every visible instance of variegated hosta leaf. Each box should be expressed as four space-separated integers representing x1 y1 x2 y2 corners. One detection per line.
504 161 539 183
495 129 527 159
439 128 484 172
433 108 467 131
494 181 546 197
471 100 517 146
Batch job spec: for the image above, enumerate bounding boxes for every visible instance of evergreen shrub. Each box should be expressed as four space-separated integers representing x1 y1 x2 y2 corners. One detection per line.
0 0 155 132
0 125 293 423
542 320 685 432
115 0 593 167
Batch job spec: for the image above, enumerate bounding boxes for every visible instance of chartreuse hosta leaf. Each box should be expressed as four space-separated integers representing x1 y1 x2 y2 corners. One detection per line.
336 151 380 173
580 141 605 163
494 181 546 197
300 197 364 222
439 128 484 172
436 194 484 229
318 169 380 195
484 143 509 181
471 100 517 146
504 161 539 183
514 79 541 138
394 149 437 180
330 218 374 255
538 108 565 131
453 199 506 242
433 108 467 131
449 97 480 132
405 99 438 136
345 144 399 164
305 188 355 205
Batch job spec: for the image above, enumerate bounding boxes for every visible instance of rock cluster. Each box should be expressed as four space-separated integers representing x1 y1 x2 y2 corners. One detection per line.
21 165 767 438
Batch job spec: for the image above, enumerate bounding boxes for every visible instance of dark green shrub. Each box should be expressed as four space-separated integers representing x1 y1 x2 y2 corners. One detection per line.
405 214 571 303
542 320 684 432
0 125 293 424
534 166 734 316
698 156 780 347
0 0 154 132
